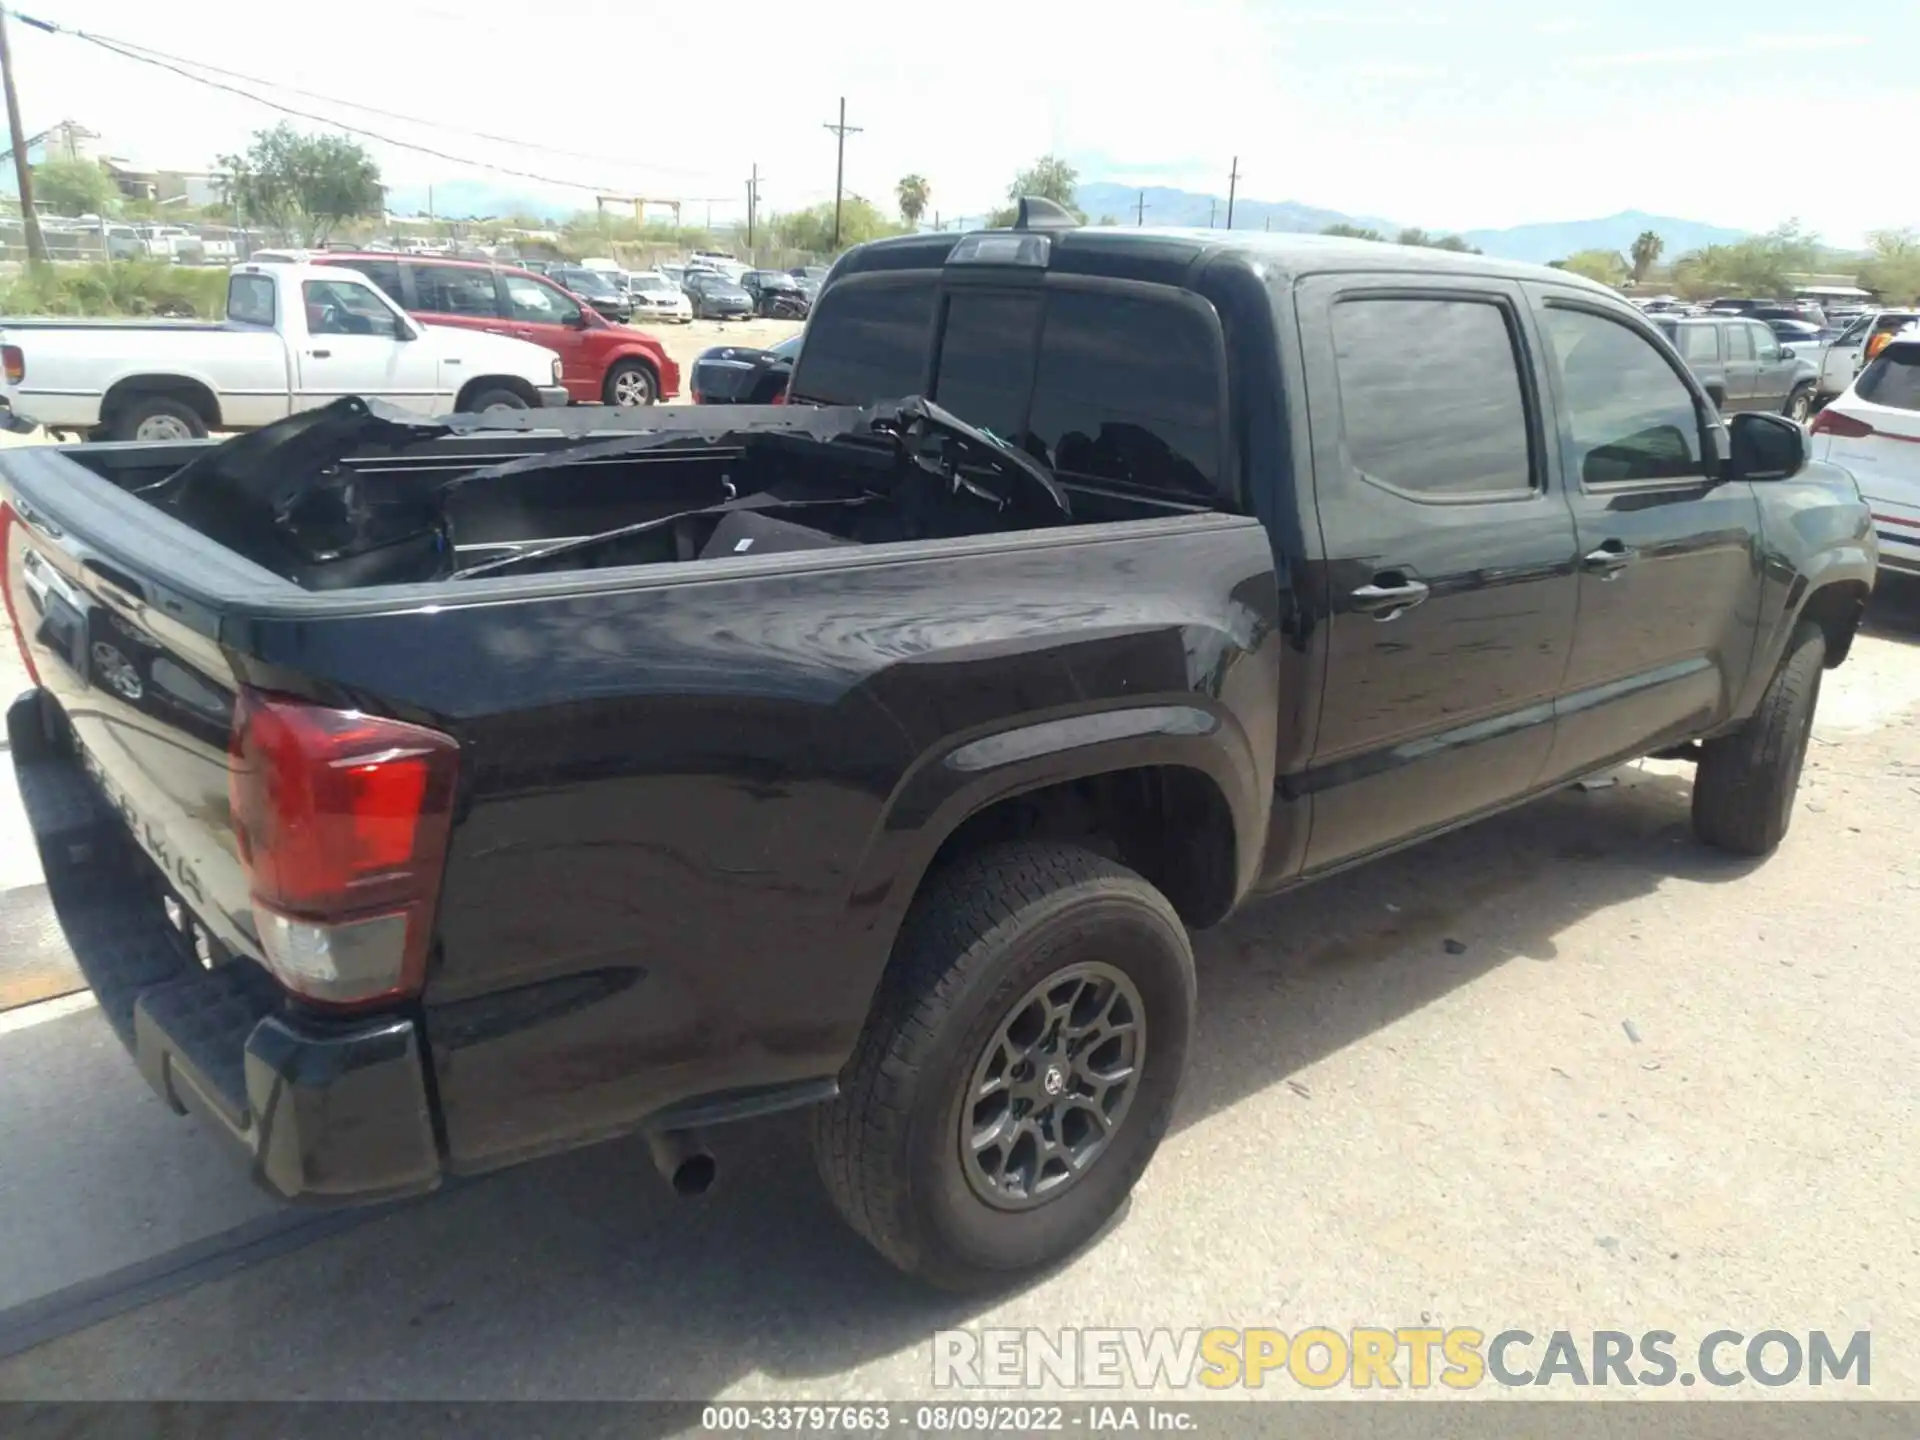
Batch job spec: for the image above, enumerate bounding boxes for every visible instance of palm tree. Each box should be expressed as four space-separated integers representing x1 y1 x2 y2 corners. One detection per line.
896 175 931 228
1630 230 1664 284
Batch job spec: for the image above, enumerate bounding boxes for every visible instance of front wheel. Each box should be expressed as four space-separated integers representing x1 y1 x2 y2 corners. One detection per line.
812 842 1195 1292
1693 621 1825 856
1784 383 1815 425
462 386 531 414
603 360 658 407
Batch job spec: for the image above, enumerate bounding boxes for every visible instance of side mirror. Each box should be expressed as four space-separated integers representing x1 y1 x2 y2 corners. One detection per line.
1779 345 1796 359
1727 411 1809 482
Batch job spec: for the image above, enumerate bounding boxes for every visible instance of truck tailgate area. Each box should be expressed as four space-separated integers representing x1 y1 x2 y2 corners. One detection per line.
7 693 442 1204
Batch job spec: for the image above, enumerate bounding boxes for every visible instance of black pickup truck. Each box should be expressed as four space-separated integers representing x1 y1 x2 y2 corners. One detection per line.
1 202 1876 1291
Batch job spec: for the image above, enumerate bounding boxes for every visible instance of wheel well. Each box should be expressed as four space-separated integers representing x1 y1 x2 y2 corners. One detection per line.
454 375 539 410
1801 580 1869 667
100 375 220 429
925 766 1238 929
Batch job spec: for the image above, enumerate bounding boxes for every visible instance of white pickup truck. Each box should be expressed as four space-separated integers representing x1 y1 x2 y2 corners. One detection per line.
0 262 569 442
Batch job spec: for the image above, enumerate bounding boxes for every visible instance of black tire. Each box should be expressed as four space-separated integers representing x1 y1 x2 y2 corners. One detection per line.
461 386 530 414
109 395 206 443
1692 622 1825 856
812 841 1195 1292
1784 383 1815 425
603 360 658 407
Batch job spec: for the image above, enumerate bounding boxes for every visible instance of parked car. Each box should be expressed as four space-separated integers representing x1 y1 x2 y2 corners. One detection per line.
740 270 810 318
1812 333 1920 581
628 271 693 324
0 206 1874 1292
305 254 679 407
548 266 634 323
789 265 830 287
683 271 753 320
1650 314 1821 422
1818 310 1920 403
1767 318 1833 348
689 332 801 402
0 263 566 441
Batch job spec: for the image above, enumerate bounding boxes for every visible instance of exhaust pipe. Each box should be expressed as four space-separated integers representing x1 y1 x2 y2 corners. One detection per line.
647 1128 717 1197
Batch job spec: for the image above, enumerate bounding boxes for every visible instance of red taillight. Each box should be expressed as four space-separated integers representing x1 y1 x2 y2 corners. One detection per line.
228 688 459 1009
1810 408 1873 439
0 502 42 687
2 345 22 385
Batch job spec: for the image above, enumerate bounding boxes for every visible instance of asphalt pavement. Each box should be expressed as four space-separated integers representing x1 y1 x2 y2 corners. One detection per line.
0 591 1917 1407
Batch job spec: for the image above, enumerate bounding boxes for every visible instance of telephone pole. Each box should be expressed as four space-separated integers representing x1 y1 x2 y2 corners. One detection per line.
1208 198 1216 228
746 164 762 251
1135 190 1147 225
0 7 43 264
823 97 862 249
1225 156 1239 230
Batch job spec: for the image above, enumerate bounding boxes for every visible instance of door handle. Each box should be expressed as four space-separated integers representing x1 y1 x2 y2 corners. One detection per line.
1350 574 1431 619
443 357 462 365
1583 541 1635 578
309 349 330 359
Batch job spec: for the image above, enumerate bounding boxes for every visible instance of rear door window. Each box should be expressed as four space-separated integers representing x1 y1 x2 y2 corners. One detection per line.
413 264 501 318
1027 288 1224 498
1329 296 1535 498
1725 324 1755 361
791 278 937 404
344 259 404 302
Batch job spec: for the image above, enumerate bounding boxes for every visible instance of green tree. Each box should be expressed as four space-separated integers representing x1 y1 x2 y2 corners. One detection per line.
1669 221 1823 300
1387 226 1480 253
770 195 904 255
1859 227 1920 305
1629 229 1664 283
895 174 931 227
988 154 1085 227
32 158 119 217
1556 249 1630 286
216 123 384 246
1323 223 1385 241
1427 234 1481 253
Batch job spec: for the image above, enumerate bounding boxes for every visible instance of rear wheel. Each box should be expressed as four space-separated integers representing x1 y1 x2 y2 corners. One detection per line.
1785 383 1815 425
1692 622 1825 856
110 395 206 443
811 841 1195 1292
603 360 658 407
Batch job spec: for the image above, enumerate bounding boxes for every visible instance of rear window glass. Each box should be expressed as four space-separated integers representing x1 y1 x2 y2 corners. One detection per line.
932 291 1042 442
1026 289 1223 498
1680 325 1719 363
792 278 936 404
1857 343 1920 411
227 273 275 326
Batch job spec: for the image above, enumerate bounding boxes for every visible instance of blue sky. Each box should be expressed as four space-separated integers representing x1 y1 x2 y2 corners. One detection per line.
10 0 1912 244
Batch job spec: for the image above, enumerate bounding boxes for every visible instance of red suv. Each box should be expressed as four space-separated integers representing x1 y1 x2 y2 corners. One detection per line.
309 254 680 406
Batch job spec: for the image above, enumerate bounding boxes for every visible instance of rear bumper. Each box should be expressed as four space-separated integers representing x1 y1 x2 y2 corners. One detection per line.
537 385 571 408
8 691 444 1205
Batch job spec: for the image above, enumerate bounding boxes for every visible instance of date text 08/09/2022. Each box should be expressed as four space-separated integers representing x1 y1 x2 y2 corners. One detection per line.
700 1404 1198 1433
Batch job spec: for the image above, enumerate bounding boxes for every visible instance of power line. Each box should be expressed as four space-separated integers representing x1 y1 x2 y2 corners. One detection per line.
5 9 720 197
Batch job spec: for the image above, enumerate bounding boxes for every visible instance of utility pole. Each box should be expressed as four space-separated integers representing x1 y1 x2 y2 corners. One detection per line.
1208 198 1216 228
1135 190 1146 225
1226 156 1239 230
746 164 762 252
1 6 47 264
823 97 862 249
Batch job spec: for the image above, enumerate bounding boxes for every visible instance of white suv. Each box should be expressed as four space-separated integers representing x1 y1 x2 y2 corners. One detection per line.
1811 325 1920 579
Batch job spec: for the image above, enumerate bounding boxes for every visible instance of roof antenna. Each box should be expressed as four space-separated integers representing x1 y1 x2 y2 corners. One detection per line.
1012 196 1080 232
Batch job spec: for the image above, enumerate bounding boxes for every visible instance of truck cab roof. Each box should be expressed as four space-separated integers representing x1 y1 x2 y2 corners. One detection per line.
829 221 1620 297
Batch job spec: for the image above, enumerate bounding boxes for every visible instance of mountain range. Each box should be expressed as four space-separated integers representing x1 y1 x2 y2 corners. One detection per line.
1073 184 1749 263
381 178 1754 266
